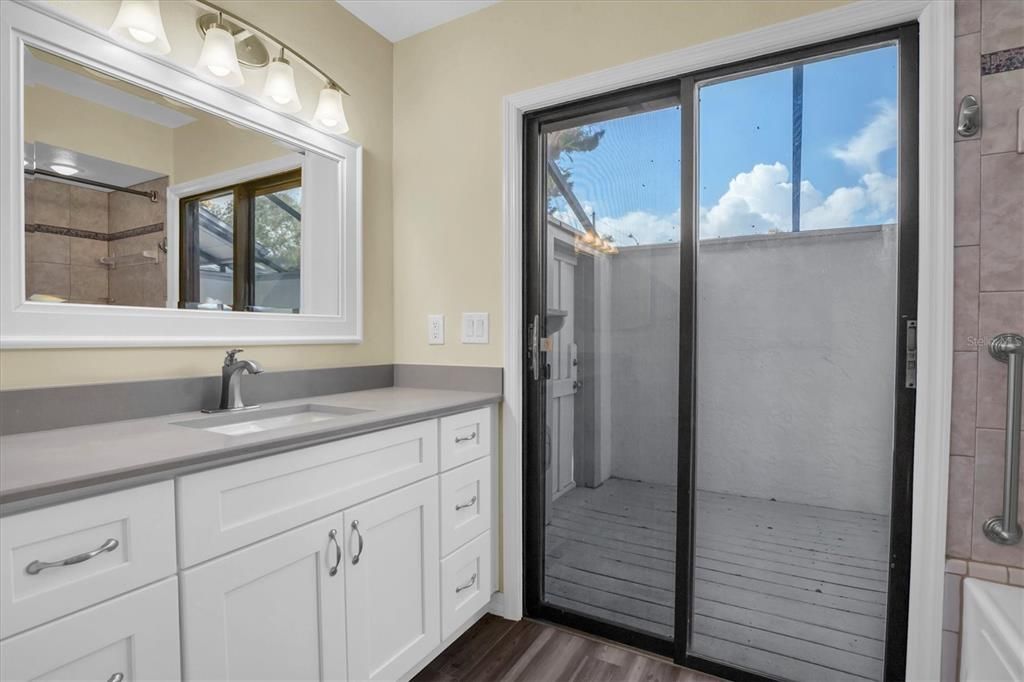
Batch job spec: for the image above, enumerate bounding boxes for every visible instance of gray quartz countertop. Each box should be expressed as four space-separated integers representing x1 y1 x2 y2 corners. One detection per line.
0 387 500 510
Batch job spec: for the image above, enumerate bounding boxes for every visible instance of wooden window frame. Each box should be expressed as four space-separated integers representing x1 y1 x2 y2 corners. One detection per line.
179 169 301 312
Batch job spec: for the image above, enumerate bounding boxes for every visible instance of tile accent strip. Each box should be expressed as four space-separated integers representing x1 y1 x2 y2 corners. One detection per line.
981 46 1024 75
0 364 394 435
26 222 165 241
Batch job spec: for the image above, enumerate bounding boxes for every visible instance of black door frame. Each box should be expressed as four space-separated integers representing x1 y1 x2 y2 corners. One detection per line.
523 23 919 682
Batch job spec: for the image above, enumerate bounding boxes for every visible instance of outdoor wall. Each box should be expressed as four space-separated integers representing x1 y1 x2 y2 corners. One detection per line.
1 0 393 389
392 0 850 367
607 245 680 485
941 0 1024 678
604 227 898 516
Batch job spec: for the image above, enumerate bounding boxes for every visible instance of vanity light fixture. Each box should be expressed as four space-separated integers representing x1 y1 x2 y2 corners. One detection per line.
109 0 171 55
313 83 350 134
110 0 352 133
262 49 301 113
49 164 79 176
195 13 244 87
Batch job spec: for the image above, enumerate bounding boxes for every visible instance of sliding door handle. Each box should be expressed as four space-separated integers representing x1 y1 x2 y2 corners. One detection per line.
529 314 540 381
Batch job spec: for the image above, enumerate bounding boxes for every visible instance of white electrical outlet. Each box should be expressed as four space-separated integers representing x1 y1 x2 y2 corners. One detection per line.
461 312 489 344
427 314 445 345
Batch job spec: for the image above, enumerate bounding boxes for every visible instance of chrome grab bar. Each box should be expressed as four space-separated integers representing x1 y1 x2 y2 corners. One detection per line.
25 538 119 575
983 333 1023 545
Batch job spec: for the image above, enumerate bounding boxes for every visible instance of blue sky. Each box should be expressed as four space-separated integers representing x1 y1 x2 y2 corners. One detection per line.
550 44 899 244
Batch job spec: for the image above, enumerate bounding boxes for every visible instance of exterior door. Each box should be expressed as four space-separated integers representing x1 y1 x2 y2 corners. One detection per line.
180 514 347 681
344 478 441 682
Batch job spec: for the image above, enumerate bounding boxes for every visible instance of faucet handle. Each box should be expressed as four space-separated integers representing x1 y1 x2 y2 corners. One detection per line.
224 348 244 366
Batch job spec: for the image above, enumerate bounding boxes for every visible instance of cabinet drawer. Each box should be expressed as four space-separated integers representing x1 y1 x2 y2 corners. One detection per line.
439 407 493 471
0 577 181 682
439 457 491 556
177 420 438 566
0 481 177 639
440 531 492 640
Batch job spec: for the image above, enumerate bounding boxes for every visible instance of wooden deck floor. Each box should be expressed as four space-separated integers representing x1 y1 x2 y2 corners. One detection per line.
545 478 890 682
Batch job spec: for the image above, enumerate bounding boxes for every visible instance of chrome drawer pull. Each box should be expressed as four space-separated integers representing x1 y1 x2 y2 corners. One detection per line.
455 496 478 511
25 538 119 575
108 673 125 682
328 529 342 576
351 520 364 565
455 574 477 593
454 432 477 444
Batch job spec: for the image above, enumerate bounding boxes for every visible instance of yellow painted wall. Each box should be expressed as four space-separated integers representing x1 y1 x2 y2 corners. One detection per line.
1 0 393 389
391 0 849 367
25 85 175 178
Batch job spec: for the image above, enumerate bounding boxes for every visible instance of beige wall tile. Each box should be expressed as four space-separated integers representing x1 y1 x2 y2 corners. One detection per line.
970 428 1024 566
68 186 109 233
25 262 69 300
70 265 109 303
954 140 980 246
69 236 108 267
954 246 981 351
976 292 1024 429
943 572 962 632
951 352 979 455
940 630 959 682
955 32 982 141
30 179 70 227
981 0 1024 53
967 559 1012 580
26 232 69 265
108 264 147 307
946 558 969 574
980 69 1024 155
956 0 981 36
948 455 976 559
979 151 1024 292
1010 567 1024 586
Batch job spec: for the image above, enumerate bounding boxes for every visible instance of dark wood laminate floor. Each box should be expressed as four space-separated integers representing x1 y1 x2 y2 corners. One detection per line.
413 615 720 682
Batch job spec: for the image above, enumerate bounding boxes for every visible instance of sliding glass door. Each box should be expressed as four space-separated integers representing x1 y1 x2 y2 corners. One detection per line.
524 81 683 655
524 25 917 682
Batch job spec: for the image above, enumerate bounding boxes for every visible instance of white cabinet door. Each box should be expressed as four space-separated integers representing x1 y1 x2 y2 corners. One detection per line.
180 514 347 681
0 577 180 682
344 478 440 681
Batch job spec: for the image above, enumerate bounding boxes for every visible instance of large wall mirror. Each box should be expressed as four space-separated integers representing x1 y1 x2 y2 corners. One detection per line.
2 2 361 347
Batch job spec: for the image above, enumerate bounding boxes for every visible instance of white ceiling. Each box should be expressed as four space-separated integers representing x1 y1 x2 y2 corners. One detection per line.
337 0 500 42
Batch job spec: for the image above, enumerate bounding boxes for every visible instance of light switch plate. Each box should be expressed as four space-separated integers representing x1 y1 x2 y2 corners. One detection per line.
428 314 445 345
461 312 489 344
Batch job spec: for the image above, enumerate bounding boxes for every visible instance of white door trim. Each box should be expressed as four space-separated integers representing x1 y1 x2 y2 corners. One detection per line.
499 3 953 680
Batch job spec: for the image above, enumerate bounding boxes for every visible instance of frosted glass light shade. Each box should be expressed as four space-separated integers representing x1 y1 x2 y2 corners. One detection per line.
195 24 243 87
262 58 301 113
109 0 170 55
313 85 349 134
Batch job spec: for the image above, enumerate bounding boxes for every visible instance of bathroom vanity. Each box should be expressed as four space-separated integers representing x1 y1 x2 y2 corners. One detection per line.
0 389 499 682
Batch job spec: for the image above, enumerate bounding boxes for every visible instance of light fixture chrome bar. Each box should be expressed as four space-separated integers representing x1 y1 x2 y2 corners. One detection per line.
25 168 159 202
983 332 1023 545
196 0 350 95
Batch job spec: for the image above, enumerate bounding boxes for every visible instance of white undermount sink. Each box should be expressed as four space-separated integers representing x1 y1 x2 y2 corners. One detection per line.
173 404 371 437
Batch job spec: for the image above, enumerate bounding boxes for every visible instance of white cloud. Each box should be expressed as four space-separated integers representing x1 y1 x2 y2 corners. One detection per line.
699 103 898 237
596 209 680 245
831 100 897 171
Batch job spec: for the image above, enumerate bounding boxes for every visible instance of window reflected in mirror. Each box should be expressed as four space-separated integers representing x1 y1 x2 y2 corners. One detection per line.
22 46 309 314
180 170 301 312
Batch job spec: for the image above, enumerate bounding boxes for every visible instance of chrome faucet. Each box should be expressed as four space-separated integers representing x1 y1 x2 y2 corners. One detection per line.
204 349 264 413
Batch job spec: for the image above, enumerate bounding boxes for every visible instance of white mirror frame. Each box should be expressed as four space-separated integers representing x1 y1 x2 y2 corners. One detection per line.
0 1 362 348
